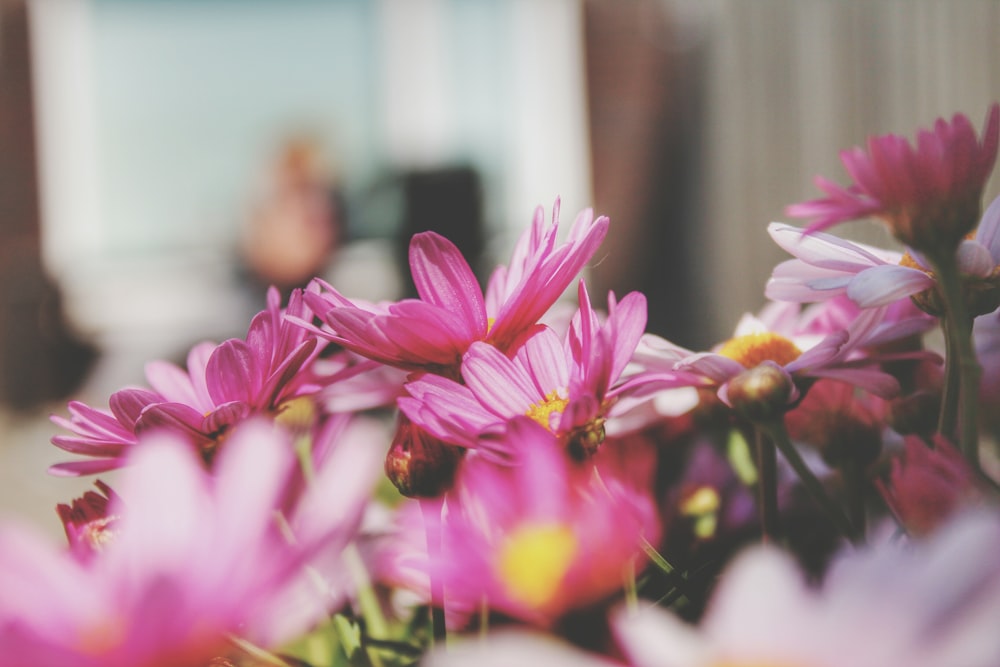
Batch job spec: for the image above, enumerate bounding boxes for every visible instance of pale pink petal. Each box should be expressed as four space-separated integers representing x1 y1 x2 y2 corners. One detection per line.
845 265 934 307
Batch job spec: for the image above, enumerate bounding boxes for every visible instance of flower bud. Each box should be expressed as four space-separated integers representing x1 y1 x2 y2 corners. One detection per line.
385 415 464 498
56 480 120 562
725 363 794 422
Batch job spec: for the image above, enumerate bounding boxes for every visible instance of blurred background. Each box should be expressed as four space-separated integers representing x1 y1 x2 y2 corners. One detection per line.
2 0 999 533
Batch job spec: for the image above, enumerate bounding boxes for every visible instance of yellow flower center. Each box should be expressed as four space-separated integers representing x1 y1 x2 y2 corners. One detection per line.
82 515 119 552
525 390 569 430
718 332 802 368
498 523 577 610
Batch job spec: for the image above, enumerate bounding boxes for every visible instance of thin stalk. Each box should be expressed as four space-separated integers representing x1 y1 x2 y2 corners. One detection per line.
937 318 961 437
928 251 981 472
754 427 779 543
762 421 858 543
420 500 448 648
841 459 866 541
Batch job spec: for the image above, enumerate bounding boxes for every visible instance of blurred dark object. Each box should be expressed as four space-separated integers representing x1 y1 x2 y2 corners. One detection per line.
0 0 98 411
240 137 345 301
395 165 485 298
585 0 707 348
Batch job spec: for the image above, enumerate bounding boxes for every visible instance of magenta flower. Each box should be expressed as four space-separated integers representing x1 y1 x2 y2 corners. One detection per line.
788 104 1000 251
297 201 609 376
877 435 989 537
399 283 655 458
768 194 1000 313
50 287 324 475
0 420 380 667
380 418 659 628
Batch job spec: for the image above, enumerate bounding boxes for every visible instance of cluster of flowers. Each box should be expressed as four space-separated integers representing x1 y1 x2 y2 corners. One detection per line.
3 104 1000 667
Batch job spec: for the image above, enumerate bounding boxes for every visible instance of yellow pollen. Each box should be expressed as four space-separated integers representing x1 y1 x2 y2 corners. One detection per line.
83 515 119 552
486 317 496 333
498 523 577 609
899 250 931 273
718 332 802 368
525 390 569 430
680 487 720 516
274 396 317 432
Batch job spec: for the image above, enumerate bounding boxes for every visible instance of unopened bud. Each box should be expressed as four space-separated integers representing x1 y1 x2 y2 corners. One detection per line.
725 363 794 422
385 415 464 498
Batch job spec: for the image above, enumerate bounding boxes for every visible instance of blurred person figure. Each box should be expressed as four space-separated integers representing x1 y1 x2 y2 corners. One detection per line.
240 136 344 300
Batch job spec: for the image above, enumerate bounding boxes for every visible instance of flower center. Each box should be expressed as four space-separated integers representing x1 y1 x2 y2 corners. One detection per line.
525 390 569 430
717 332 802 368
498 523 577 610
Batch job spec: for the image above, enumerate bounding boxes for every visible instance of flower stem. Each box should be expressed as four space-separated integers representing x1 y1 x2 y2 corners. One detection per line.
762 421 858 543
420 499 448 648
928 251 982 472
754 428 779 543
938 317 961 437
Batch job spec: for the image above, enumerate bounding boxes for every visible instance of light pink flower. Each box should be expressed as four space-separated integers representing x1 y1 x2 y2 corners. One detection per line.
297 201 609 376
613 511 1000 667
380 418 659 628
50 287 325 475
399 283 653 458
768 194 1000 311
636 299 931 410
0 420 381 667
788 104 1000 250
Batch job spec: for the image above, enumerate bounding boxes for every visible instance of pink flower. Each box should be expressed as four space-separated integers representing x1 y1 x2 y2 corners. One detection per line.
788 104 1000 251
877 435 990 536
297 201 609 376
381 418 659 627
50 287 324 475
612 511 1000 667
0 420 381 667
636 299 930 412
767 195 1000 314
399 283 651 459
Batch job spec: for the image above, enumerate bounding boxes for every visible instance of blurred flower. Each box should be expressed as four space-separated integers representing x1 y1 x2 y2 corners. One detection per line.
767 196 1000 315
0 420 381 666
787 104 1000 254
613 511 1000 667
50 288 325 475
55 480 120 563
298 201 609 377
877 435 991 536
379 418 659 628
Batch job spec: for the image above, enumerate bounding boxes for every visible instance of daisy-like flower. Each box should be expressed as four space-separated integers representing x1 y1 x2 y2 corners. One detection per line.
613 511 1000 667
398 282 681 459
0 420 381 667
788 104 1000 253
636 298 931 416
50 287 325 475
296 200 609 377
767 194 1000 315
380 417 660 628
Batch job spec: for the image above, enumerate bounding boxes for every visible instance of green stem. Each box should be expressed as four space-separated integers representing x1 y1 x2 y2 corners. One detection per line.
841 459 866 541
928 251 981 472
420 500 448 648
762 421 858 543
754 427 779 543
938 317 961 437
